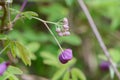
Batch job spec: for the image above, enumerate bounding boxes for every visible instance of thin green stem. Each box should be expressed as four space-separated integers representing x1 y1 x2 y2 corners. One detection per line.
44 23 63 52
0 43 10 55
32 17 58 25
33 17 63 52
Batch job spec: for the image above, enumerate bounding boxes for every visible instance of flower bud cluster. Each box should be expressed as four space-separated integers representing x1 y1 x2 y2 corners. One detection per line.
56 18 70 36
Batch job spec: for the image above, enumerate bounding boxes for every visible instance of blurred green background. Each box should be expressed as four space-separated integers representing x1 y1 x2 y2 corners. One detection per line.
6 0 120 80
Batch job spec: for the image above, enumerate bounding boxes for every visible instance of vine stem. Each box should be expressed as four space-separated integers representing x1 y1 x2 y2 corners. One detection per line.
12 0 28 24
32 17 64 52
77 0 120 79
0 43 10 55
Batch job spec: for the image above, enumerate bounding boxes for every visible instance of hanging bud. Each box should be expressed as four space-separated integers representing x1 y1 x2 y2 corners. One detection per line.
63 18 68 25
56 28 61 33
63 25 69 30
0 62 10 76
63 31 70 36
58 32 63 36
59 49 73 64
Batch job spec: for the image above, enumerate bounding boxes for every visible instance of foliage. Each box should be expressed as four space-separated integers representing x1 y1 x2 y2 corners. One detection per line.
0 0 120 80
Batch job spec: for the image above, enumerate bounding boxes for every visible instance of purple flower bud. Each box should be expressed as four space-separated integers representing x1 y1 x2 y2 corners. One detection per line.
100 61 110 71
59 49 73 64
58 32 63 36
63 25 69 29
63 31 70 36
63 18 68 25
0 62 10 76
56 28 61 33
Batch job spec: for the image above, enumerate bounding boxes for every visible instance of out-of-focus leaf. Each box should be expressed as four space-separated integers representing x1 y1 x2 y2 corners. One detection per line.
40 51 59 67
87 0 120 8
86 0 120 30
22 11 38 19
71 69 77 80
7 66 23 75
0 72 10 80
62 58 76 68
9 8 20 15
39 3 68 21
52 68 66 80
60 34 81 46
0 66 22 80
0 58 4 63
0 35 7 40
9 75 19 80
27 42 40 60
10 41 16 58
27 42 40 53
65 0 74 6
99 49 120 63
37 33 50 42
111 18 120 30
98 54 107 61
71 68 86 80
15 41 31 66
109 66 115 79
63 71 70 80
109 49 120 63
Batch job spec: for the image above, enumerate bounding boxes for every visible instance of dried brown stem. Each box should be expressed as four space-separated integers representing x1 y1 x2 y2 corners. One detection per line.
0 2 7 33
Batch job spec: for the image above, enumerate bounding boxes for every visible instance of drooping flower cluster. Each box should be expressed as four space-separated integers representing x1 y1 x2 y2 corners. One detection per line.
59 49 73 64
0 62 10 76
56 18 70 36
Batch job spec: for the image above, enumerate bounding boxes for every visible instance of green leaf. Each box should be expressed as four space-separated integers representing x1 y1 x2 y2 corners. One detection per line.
65 0 74 6
98 54 107 61
109 49 120 63
10 41 16 58
22 11 38 19
0 34 7 40
52 68 66 80
27 42 40 53
99 49 120 63
71 69 77 80
9 8 20 15
7 66 23 75
9 75 19 80
71 68 86 80
0 72 10 80
62 58 77 68
60 34 81 46
109 66 115 79
39 3 68 21
26 42 40 60
40 51 59 67
63 71 70 80
15 41 31 66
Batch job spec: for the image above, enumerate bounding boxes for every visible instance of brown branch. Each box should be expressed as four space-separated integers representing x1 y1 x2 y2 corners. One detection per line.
77 0 120 79
12 0 28 24
0 2 7 33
